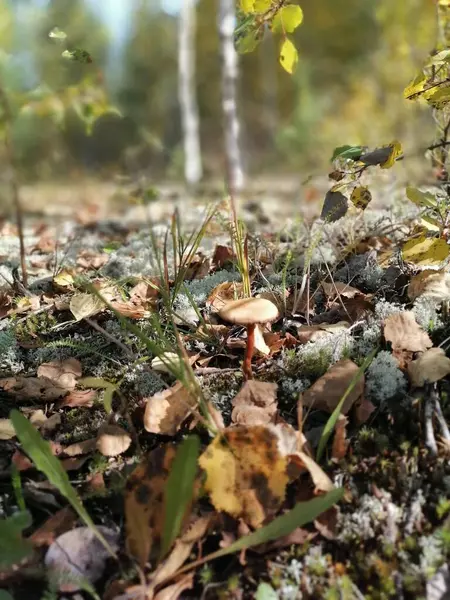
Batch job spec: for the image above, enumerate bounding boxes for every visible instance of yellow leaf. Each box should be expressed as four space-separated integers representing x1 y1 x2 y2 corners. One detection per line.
272 5 303 33
254 0 271 11
420 215 442 232
404 72 426 100
279 38 298 74
380 140 402 169
406 186 438 209
198 426 289 528
240 0 255 13
402 234 450 267
426 86 450 107
350 186 372 210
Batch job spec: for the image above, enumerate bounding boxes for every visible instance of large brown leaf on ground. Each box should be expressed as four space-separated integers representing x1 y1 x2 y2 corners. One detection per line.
408 347 450 387
125 445 176 567
198 425 290 528
0 376 68 402
37 358 81 390
301 359 364 415
231 380 278 426
383 311 432 353
125 444 200 569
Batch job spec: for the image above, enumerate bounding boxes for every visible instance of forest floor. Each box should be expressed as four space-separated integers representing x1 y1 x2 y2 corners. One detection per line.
1 171 450 600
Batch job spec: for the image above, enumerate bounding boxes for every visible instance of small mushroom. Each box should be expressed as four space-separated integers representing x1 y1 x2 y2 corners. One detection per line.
219 298 279 379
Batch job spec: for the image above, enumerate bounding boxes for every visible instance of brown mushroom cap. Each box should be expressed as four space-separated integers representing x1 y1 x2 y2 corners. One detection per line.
218 297 279 325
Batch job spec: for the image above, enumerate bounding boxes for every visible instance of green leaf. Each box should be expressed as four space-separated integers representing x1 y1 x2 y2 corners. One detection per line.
255 583 278 600
427 86 450 107
235 27 263 54
204 488 343 557
0 511 33 568
406 186 438 209
0 591 15 600
316 348 377 462
78 377 116 413
279 38 298 74
10 410 117 558
331 145 364 162
272 5 303 34
161 435 200 558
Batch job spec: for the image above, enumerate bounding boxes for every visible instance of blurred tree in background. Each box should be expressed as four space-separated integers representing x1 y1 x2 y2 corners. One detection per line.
0 0 438 183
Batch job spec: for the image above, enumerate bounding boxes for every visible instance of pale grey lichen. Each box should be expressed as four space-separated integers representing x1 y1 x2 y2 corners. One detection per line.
412 297 443 332
0 329 24 375
365 350 407 405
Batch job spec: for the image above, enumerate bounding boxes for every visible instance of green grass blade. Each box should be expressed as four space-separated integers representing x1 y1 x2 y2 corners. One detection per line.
161 487 344 584
161 435 201 558
11 464 26 512
9 410 117 558
316 347 378 462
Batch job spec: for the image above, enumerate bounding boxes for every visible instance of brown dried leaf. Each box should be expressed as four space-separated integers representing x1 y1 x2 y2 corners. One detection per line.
76 250 109 270
408 347 450 387
302 359 364 414
0 418 16 440
353 395 376 425
125 445 176 566
110 300 149 319
96 424 132 457
212 245 234 269
30 508 77 548
206 281 244 312
407 269 450 303
0 376 68 402
60 388 97 408
63 438 97 457
144 383 197 436
37 358 81 390
383 311 432 353
322 281 362 299
231 380 278 426
331 414 349 460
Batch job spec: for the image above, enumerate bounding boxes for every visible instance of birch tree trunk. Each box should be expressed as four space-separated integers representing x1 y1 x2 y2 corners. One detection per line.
218 0 245 193
178 0 202 185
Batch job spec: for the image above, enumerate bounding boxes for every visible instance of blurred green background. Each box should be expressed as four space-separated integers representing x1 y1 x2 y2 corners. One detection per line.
0 0 438 183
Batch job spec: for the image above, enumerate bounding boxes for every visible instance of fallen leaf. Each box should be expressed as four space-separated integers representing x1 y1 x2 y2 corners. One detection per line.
153 574 194 600
69 293 104 321
0 376 69 402
144 383 197 436
231 380 278 426
407 269 450 303
198 425 290 528
408 347 450 387
331 414 349 460
206 281 244 312
383 311 432 353
110 300 149 319
353 395 376 425
63 438 97 457
60 388 97 408
149 515 212 593
76 250 109 270
44 526 119 592
30 508 77 548
322 281 362 299
302 359 364 414
125 445 176 566
129 279 160 306
212 245 234 269
0 419 16 440
37 358 81 390
293 451 334 493
96 424 132 457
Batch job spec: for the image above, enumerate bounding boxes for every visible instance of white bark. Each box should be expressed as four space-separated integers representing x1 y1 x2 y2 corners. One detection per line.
178 0 202 185
218 0 244 192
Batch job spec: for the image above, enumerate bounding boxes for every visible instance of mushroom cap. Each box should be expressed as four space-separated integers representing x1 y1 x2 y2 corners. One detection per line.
218 297 279 325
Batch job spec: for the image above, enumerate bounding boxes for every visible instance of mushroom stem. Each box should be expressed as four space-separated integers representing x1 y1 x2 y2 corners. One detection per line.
243 323 256 380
